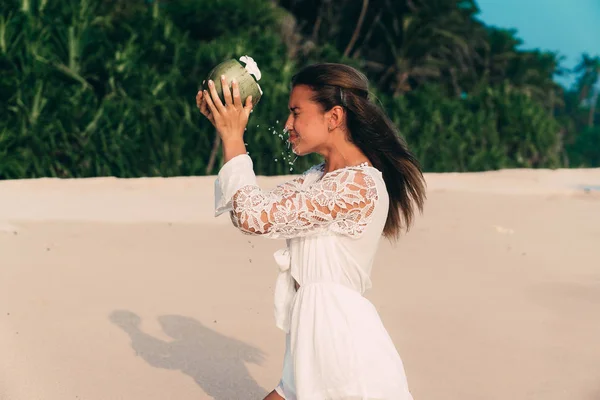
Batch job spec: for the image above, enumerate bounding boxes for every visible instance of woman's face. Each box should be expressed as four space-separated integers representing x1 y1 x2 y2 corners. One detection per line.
284 85 330 156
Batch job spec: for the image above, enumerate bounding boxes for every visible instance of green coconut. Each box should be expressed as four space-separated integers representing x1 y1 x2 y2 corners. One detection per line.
202 59 263 108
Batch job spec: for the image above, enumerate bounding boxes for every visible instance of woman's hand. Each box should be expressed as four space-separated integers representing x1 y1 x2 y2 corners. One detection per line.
196 75 253 144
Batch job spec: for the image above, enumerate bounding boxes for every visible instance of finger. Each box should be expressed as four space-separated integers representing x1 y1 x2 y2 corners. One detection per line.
199 93 208 113
207 80 226 114
244 95 253 115
200 100 210 116
232 79 243 108
201 102 212 119
197 95 211 119
203 89 219 117
207 112 215 125
221 75 233 107
198 94 211 118
201 99 215 125
196 91 203 110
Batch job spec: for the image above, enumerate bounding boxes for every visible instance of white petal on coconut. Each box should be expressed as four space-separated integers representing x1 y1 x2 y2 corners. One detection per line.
257 83 263 95
239 55 262 81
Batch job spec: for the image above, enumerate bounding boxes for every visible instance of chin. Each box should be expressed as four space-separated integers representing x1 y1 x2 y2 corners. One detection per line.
292 147 309 156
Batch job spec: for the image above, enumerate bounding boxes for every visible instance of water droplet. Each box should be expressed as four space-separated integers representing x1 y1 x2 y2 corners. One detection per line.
274 158 278 162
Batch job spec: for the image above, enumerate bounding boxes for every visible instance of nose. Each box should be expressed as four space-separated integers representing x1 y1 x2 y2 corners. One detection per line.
284 114 293 132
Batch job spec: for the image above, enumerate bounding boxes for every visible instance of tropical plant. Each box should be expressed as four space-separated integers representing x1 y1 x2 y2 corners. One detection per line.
574 53 600 127
385 83 561 171
1 0 599 178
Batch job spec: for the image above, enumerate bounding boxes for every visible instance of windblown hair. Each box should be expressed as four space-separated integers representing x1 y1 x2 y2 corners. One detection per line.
291 63 426 241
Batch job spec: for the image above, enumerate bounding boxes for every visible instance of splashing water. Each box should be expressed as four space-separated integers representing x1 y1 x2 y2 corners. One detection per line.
246 121 299 172
278 125 298 172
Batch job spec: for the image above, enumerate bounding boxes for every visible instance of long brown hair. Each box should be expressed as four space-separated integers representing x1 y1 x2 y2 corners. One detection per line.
291 63 426 241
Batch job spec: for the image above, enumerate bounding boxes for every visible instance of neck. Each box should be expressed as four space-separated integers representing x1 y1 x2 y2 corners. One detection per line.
320 132 370 173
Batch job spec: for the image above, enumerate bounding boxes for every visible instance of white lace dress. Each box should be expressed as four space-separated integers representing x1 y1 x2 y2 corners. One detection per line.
215 154 413 400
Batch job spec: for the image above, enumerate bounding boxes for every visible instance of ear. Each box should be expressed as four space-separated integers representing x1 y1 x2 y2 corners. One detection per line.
327 105 345 130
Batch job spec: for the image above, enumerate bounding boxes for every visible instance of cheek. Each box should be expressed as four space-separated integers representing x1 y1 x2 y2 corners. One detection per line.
293 116 303 131
306 120 327 139
296 117 319 134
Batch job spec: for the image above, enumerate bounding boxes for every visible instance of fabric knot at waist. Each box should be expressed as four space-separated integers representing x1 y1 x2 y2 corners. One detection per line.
273 247 291 272
272 247 365 333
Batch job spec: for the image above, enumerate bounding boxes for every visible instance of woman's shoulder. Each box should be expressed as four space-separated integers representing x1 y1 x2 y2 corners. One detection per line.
319 163 383 185
298 162 386 200
301 161 326 176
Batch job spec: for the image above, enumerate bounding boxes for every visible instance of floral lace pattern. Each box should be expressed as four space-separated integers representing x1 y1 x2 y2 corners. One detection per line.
230 166 378 239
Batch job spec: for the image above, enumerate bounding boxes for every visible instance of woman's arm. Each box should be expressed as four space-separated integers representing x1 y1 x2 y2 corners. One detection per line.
214 154 312 218
222 159 379 239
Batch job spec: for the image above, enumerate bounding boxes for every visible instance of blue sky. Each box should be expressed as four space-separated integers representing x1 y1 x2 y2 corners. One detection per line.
475 0 600 89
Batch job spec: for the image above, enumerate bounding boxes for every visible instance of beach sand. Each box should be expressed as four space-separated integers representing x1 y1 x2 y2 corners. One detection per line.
1 168 599 400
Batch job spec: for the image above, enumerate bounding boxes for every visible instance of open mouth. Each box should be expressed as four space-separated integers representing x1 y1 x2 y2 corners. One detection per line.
288 131 300 144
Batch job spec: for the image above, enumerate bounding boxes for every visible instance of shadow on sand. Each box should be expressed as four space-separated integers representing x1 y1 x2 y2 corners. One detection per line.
109 310 269 399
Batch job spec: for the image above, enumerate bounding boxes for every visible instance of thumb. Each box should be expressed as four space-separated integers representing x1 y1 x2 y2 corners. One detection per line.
244 95 253 115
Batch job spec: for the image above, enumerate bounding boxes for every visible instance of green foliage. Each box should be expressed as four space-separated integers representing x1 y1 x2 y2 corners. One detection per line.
0 0 313 178
386 83 561 172
0 0 598 180
566 127 600 167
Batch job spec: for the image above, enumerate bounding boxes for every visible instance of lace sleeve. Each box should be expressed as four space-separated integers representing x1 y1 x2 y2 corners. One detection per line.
230 168 378 239
229 173 307 229
214 154 319 218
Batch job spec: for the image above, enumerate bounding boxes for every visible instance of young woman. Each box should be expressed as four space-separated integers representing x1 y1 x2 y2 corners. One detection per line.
196 63 425 400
